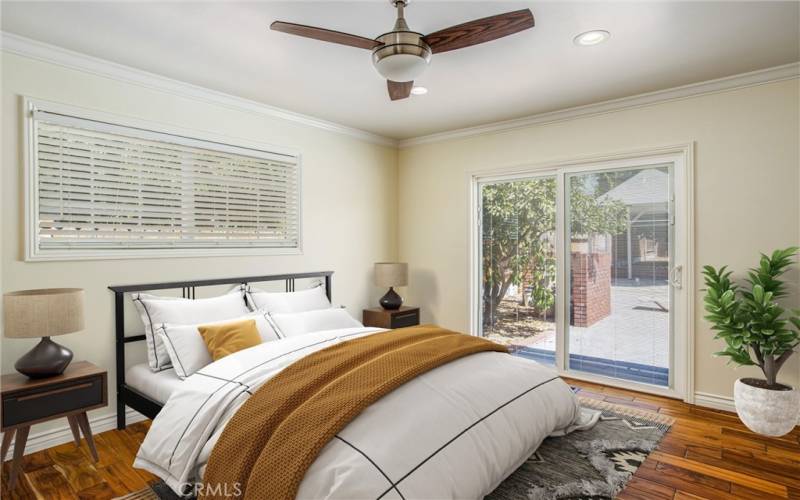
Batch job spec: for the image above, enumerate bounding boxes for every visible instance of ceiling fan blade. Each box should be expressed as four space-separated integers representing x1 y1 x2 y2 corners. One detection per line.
271 21 383 50
421 9 534 54
387 80 413 101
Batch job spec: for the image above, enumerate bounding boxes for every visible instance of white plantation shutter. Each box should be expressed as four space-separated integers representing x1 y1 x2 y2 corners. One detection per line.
29 108 301 258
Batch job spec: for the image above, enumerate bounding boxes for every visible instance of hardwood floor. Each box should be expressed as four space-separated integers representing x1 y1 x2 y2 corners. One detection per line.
1 420 157 499
1 379 799 499
571 378 800 500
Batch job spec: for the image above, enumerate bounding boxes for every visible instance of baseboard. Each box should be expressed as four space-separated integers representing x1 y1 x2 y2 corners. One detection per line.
693 391 736 413
2 409 148 458
694 390 800 427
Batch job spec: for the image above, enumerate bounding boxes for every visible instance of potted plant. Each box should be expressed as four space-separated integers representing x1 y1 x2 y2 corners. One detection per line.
702 247 800 437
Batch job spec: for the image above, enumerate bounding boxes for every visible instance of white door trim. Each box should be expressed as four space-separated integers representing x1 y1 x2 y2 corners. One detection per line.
468 143 695 402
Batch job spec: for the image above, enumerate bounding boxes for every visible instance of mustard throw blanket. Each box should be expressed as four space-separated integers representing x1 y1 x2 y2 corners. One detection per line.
201 325 508 500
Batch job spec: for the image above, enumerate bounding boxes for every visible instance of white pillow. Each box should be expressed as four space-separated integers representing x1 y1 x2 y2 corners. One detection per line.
270 308 362 338
245 284 331 313
158 312 280 379
133 289 250 371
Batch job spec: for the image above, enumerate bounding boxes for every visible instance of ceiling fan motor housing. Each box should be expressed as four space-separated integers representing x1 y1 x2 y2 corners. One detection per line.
372 30 431 82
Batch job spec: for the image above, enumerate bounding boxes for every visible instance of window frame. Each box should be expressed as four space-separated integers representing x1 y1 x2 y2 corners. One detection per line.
468 144 695 402
23 97 303 261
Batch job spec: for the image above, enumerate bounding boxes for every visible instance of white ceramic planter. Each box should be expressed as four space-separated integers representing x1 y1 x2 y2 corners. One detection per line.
733 378 800 437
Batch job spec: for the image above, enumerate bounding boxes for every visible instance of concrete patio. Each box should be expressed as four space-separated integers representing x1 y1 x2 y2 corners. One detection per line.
485 282 669 382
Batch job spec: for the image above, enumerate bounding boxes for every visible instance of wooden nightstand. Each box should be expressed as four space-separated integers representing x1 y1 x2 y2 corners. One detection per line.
363 306 420 329
1 361 107 489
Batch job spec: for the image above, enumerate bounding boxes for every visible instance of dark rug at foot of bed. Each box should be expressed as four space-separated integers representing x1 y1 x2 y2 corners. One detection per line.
115 397 672 500
486 397 673 500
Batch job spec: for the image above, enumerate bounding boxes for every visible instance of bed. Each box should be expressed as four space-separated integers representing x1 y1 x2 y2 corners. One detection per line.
112 272 592 499
124 363 183 404
109 271 333 428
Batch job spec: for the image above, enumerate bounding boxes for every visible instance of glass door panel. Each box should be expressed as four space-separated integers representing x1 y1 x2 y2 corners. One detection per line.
480 176 557 365
565 165 672 386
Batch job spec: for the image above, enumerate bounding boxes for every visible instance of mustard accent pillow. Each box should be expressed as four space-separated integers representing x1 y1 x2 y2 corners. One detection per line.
198 319 262 361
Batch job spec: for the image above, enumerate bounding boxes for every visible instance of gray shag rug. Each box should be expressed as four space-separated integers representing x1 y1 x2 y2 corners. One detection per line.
117 396 672 500
485 397 673 500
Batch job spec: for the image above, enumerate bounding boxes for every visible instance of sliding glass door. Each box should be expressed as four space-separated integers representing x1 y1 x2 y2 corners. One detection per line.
480 175 557 365
474 152 687 397
566 165 672 387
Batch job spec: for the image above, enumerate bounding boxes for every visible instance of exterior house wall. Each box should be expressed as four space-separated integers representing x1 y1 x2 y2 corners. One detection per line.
570 252 612 327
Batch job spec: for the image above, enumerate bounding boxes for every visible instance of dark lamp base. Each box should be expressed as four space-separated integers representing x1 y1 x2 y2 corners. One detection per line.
379 287 403 310
15 336 73 378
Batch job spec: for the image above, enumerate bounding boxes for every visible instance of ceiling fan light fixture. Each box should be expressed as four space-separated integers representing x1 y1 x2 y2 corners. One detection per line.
372 31 431 82
373 53 430 81
573 30 610 46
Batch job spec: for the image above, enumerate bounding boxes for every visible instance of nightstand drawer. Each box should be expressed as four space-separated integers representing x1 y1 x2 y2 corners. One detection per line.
392 310 420 328
363 307 420 329
2 376 103 428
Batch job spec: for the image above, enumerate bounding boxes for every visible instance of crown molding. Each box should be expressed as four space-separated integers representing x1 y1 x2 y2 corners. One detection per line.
399 62 800 149
0 32 398 148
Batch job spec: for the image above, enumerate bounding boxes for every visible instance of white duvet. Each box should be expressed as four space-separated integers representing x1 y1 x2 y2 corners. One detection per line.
135 327 589 499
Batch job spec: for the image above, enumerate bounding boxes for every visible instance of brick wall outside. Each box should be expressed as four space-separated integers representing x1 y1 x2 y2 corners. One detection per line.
571 252 612 327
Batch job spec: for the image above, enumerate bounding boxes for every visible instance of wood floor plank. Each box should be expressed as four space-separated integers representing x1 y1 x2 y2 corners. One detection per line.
97 460 148 496
47 442 103 493
684 445 723 460
673 492 710 500
633 460 733 500
722 426 800 448
75 480 115 500
768 444 800 462
621 476 675 500
615 488 653 500
730 483 791 500
685 449 800 492
25 465 78 500
1 461 39 500
650 450 787 496
717 449 800 488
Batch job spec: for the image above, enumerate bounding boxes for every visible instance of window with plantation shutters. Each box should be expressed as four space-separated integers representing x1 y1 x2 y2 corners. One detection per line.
26 101 301 260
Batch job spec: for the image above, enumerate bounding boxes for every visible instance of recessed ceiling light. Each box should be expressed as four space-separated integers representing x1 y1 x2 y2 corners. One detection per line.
574 30 610 46
410 86 428 96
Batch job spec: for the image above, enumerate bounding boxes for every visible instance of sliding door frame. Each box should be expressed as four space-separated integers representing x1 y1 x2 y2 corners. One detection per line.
468 143 695 402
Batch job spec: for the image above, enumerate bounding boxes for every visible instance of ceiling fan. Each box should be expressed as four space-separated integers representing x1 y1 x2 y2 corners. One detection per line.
270 1 535 101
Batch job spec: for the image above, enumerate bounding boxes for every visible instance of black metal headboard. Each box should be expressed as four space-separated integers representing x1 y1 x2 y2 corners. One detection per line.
108 271 333 429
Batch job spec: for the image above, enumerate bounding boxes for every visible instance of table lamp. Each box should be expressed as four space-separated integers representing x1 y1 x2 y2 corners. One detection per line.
3 288 85 378
374 262 408 310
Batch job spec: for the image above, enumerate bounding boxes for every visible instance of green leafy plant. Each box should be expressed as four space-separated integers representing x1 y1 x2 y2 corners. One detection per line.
481 177 627 325
702 247 800 388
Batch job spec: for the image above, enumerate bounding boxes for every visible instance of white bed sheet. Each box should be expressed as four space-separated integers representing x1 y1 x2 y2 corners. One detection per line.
126 363 184 404
135 327 591 498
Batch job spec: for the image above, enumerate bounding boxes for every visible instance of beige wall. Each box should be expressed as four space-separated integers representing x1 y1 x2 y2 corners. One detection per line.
0 53 398 435
398 79 800 399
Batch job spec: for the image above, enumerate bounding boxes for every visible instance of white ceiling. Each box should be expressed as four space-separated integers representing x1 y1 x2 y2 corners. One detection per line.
2 1 798 140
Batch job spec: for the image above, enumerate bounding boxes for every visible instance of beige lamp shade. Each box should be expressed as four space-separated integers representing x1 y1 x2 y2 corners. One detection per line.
3 288 85 338
374 262 408 287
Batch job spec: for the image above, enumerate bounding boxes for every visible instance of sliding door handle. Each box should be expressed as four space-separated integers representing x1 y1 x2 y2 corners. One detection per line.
670 265 683 289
